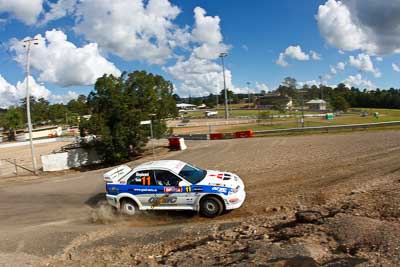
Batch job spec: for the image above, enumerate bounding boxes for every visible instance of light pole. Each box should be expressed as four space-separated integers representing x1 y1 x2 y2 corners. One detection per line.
23 38 39 175
247 81 251 107
319 75 324 100
219 52 229 120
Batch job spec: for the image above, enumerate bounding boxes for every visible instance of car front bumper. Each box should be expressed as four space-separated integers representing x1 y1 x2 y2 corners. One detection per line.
106 194 119 209
225 189 246 210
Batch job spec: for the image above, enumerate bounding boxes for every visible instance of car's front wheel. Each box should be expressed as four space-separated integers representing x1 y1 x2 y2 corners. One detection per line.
200 196 223 218
120 199 138 216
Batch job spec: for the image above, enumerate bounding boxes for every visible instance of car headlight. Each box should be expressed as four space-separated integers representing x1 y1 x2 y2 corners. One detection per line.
229 186 239 194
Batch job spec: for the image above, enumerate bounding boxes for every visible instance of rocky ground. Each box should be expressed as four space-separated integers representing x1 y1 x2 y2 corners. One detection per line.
42 174 400 267
0 130 399 266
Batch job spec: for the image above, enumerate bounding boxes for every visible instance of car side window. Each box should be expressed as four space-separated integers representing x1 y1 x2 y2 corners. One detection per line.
127 170 157 186
153 170 181 186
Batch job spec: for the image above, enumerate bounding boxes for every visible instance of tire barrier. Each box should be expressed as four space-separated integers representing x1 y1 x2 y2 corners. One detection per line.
234 130 254 138
168 137 187 150
210 133 223 140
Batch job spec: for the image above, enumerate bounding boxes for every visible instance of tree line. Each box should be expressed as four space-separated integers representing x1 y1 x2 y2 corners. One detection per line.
176 77 400 112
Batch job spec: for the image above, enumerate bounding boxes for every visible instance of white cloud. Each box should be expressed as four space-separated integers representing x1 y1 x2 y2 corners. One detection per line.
255 82 269 92
0 0 43 25
16 76 52 100
74 0 182 64
276 45 320 66
192 7 229 59
50 90 79 104
0 74 20 108
242 44 249 51
310 50 322 60
284 45 309 60
337 61 346 70
164 55 229 96
376 56 383 62
40 0 77 25
349 53 381 77
164 6 231 96
276 53 289 67
0 75 79 108
317 0 400 55
392 63 400 72
297 80 319 87
330 66 337 75
344 74 375 90
10 29 121 87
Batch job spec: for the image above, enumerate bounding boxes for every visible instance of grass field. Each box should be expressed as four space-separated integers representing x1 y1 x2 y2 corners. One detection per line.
173 108 400 134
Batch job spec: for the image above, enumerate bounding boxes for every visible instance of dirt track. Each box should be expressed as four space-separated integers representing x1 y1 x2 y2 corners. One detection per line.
0 130 399 266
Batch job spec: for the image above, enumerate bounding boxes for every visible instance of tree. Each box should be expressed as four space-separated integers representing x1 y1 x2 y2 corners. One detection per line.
3 107 23 140
19 97 50 125
49 104 68 123
67 94 89 116
330 96 350 111
83 71 177 163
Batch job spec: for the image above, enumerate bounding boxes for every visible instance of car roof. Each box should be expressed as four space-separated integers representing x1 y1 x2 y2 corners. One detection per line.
134 160 187 174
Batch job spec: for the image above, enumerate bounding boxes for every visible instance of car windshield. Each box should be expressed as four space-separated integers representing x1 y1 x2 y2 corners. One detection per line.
178 164 207 184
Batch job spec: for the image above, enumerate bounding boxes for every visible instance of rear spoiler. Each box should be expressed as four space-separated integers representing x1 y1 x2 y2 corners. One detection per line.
104 165 132 183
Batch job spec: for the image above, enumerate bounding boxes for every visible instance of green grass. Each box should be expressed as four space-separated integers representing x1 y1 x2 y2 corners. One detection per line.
211 108 400 133
175 108 400 134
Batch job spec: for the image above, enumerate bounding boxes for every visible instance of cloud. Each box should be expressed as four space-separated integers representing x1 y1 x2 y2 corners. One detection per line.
349 53 381 77
392 63 400 72
50 90 79 104
0 74 20 108
310 50 322 60
10 29 121 87
337 61 346 70
276 45 320 66
164 55 229 96
376 56 383 62
242 44 249 51
0 0 43 25
330 66 337 75
344 74 375 90
74 0 182 64
317 0 400 55
164 6 231 96
40 0 77 25
255 82 269 92
192 7 229 59
297 80 319 87
0 75 79 108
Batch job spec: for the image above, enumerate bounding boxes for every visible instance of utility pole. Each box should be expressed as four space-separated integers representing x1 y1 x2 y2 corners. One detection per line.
299 89 305 128
247 82 251 107
23 38 39 175
219 53 229 120
319 75 324 100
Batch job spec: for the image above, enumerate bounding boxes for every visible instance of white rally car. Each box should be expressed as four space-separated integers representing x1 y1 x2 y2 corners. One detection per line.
104 160 246 218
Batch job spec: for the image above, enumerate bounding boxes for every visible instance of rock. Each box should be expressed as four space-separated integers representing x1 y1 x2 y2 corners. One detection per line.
295 210 323 223
267 256 319 267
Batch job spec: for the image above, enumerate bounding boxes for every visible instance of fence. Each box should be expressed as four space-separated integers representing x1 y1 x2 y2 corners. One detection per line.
0 158 35 178
253 121 400 136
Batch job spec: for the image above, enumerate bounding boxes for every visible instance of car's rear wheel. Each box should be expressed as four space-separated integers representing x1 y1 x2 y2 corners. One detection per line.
200 196 223 218
120 199 138 216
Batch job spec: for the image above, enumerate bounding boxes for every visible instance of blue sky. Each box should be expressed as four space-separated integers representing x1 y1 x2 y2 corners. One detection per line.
1 0 400 108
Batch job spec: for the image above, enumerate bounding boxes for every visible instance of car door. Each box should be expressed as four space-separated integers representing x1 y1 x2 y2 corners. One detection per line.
153 169 192 209
125 170 158 209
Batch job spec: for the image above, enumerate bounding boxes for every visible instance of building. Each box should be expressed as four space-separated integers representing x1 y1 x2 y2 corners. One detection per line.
255 93 293 110
306 99 327 111
176 103 197 112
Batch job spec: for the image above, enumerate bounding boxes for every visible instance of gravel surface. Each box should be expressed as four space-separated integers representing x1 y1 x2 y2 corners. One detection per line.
0 130 399 266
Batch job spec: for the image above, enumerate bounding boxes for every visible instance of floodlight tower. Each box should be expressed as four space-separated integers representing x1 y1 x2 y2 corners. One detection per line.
219 52 229 120
23 38 39 175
